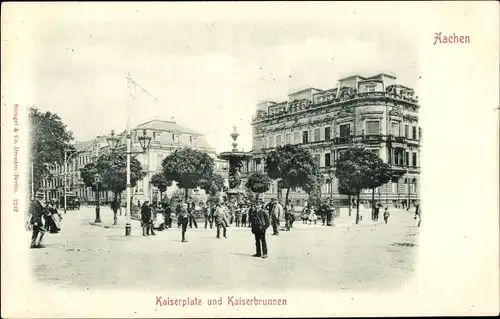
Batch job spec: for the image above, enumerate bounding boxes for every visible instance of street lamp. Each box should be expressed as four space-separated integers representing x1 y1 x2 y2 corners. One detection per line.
94 173 102 223
64 149 79 214
106 128 151 236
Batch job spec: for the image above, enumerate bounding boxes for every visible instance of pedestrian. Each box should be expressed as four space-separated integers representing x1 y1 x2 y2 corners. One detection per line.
414 201 421 227
284 202 292 231
228 202 235 225
188 202 198 229
179 203 189 242
209 203 215 229
214 202 228 239
270 198 283 235
301 206 309 224
247 203 257 228
251 201 270 259
30 192 50 249
162 201 172 230
141 201 155 236
47 199 62 233
241 204 248 227
383 207 390 224
222 203 230 228
308 206 318 225
320 200 329 226
289 204 296 228
235 204 242 227
203 202 212 229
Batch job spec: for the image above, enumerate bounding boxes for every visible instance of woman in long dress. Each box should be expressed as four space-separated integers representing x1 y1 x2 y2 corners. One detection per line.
308 206 318 225
47 199 62 233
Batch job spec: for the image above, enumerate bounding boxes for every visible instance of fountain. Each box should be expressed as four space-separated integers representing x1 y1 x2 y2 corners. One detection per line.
218 126 251 202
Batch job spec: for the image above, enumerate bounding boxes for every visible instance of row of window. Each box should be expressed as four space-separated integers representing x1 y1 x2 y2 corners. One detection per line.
263 179 418 194
393 150 419 167
256 121 420 149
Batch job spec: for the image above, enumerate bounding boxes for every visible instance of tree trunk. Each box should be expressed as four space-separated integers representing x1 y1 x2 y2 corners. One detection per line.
285 187 291 206
184 188 189 201
371 188 375 221
113 192 118 225
355 192 361 224
348 194 352 217
118 192 122 216
255 193 259 201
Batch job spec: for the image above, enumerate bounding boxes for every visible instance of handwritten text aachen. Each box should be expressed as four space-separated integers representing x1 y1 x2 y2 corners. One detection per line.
155 296 287 307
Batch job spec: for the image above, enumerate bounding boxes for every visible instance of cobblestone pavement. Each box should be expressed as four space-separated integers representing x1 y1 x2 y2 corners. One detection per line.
29 206 419 293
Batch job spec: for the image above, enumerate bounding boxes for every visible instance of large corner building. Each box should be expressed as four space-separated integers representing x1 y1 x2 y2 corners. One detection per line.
242 73 421 207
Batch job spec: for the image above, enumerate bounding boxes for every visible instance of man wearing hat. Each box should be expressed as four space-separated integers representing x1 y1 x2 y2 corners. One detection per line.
251 201 270 258
30 191 50 248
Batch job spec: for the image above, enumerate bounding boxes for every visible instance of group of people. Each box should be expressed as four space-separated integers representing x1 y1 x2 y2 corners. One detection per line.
299 199 337 226
29 191 63 248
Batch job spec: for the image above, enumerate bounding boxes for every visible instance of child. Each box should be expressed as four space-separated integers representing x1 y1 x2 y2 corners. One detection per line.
301 207 309 224
383 207 390 224
308 206 318 225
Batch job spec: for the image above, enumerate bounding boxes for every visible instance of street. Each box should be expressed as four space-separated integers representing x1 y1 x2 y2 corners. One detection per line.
29 206 419 292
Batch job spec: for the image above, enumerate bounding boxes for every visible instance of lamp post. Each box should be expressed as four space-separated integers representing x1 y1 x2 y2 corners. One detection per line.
64 149 79 214
106 128 151 236
94 173 102 223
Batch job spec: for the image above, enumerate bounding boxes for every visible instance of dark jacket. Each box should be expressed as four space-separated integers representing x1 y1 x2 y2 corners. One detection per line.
251 208 270 233
141 204 152 222
30 199 49 226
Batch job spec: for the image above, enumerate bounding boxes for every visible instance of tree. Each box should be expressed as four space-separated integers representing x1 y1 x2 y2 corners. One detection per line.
29 107 74 194
245 172 271 201
338 181 356 217
301 171 325 208
150 173 172 202
161 148 215 201
265 144 320 206
82 151 145 225
200 173 225 197
366 159 392 219
335 147 390 224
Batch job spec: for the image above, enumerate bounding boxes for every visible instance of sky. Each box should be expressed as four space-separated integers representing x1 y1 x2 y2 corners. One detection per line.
23 3 420 153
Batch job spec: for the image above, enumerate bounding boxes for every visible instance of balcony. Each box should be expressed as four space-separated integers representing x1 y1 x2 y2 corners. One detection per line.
361 134 383 144
333 136 354 145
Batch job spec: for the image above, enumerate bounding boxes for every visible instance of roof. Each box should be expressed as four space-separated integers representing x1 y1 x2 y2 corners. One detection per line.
73 140 94 151
366 73 397 80
133 120 203 136
289 87 323 95
338 75 367 81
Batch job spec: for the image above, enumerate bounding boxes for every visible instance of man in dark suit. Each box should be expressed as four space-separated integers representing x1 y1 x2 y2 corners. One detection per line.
251 202 270 259
30 192 50 248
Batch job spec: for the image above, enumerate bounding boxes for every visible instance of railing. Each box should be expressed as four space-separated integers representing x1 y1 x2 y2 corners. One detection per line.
252 91 420 122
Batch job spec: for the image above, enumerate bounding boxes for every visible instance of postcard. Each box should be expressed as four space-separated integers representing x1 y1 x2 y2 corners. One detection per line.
1 2 499 318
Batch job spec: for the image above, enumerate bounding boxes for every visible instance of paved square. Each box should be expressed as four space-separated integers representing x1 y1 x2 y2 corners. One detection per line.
30 206 419 292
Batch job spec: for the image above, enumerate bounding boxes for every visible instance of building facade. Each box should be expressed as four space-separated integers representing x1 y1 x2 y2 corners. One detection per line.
243 73 421 208
41 119 228 205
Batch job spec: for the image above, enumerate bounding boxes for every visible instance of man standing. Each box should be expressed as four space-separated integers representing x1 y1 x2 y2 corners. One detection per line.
162 201 172 229
141 201 155 236
203 202 211 229
214 202 228 239
270 198 283 235
415 201 421 227
251 202 270 259
235 204 242 227
188 202 198 229
179 203 189 242
320 200 329 226
30 192 50 248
